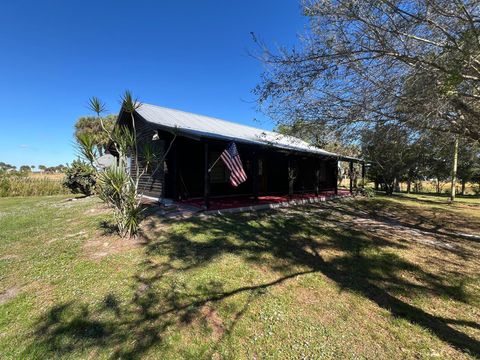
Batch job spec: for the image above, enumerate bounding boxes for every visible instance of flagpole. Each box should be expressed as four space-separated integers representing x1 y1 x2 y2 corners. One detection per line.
208 154 222 173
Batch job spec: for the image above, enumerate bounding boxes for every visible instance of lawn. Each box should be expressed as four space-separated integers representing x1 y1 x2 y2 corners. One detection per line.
0 193 479 359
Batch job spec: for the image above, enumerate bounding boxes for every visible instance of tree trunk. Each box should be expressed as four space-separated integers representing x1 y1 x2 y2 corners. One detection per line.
436 177 440 194
374 181 379 190
461 179 466 196
450 135 459 202
406 179 411 194
385 181 394 195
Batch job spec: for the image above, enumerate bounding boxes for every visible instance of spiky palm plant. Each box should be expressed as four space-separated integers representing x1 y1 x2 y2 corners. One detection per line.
120 91 142 188
75 132 98 165
88 96 108 132
76 91 176 238
97 163 140 237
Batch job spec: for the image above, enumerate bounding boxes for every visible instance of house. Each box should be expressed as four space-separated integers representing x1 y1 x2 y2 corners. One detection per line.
115 103 363 208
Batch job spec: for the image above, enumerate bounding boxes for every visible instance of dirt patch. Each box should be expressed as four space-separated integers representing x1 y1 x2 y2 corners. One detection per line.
83 233 144 260
200 303 225 340
83 206 111 216
0 286 21 305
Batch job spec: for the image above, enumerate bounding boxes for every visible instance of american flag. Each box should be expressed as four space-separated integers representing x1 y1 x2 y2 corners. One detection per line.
220 142 247 187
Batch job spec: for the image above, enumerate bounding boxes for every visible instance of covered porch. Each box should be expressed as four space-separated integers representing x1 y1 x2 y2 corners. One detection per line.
162 134 364 210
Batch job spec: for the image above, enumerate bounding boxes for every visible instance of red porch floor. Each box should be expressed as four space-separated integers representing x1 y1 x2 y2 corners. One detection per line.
179 189 351 211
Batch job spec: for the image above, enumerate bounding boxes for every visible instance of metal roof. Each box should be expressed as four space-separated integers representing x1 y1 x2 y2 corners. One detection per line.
136 103 358 160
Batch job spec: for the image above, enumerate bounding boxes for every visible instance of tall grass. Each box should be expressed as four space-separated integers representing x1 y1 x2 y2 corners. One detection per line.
0 175 70 197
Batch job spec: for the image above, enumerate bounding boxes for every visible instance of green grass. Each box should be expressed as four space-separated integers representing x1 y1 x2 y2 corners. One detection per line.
0 193 479 359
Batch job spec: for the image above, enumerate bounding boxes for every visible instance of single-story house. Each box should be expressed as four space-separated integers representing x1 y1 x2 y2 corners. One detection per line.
114 103 363 208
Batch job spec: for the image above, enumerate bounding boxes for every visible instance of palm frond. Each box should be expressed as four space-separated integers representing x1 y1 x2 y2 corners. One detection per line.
75 132 98 165
121 90 142 113
88 97 107 116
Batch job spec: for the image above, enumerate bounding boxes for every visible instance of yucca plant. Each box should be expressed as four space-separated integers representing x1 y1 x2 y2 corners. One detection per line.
96 163 141 237
121 91 143 187
74 92 146 237
75 91 177 238
76 132 98 165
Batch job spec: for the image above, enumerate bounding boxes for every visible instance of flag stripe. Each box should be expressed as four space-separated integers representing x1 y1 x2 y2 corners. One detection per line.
220 142 247 187
232 157 246 180
233 159 247 181
221 153 241 185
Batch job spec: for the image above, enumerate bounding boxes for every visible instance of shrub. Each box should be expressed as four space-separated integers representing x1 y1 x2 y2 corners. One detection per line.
354 186 375 198
472 184 480 195
63 160 96 196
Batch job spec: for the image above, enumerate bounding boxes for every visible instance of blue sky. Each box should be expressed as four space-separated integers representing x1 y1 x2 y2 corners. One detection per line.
0 1 305 168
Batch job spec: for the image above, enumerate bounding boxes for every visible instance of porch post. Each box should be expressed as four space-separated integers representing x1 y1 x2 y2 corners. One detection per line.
314 158 319 197
349 161 354 194
204 141 210 209
288 156 294 197
334 159 338 195
171 139 178 200
252 150 258 202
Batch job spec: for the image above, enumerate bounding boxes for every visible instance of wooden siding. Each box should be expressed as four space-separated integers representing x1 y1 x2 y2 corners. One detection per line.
131 117 165 199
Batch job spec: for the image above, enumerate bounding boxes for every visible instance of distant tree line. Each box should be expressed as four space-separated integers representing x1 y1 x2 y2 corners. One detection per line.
0 162 67 175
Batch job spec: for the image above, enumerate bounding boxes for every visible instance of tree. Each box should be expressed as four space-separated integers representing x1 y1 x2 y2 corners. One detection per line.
38 165 46 173
74 114 116 156
276 120 360 157
19 165 32 173
55 164 67 173
457 139 480 194
398 130 454 194
401 134 432 193
254 0 480 142
0 162 16 172
361 123 411 195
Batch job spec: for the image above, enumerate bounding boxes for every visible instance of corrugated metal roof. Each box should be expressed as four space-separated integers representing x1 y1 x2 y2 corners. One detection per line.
136 103 351 159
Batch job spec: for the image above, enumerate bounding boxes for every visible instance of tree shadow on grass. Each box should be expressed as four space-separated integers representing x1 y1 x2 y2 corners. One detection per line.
98 220 118 236
142 206 480 356
25 200 480 358
342 196 480 245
